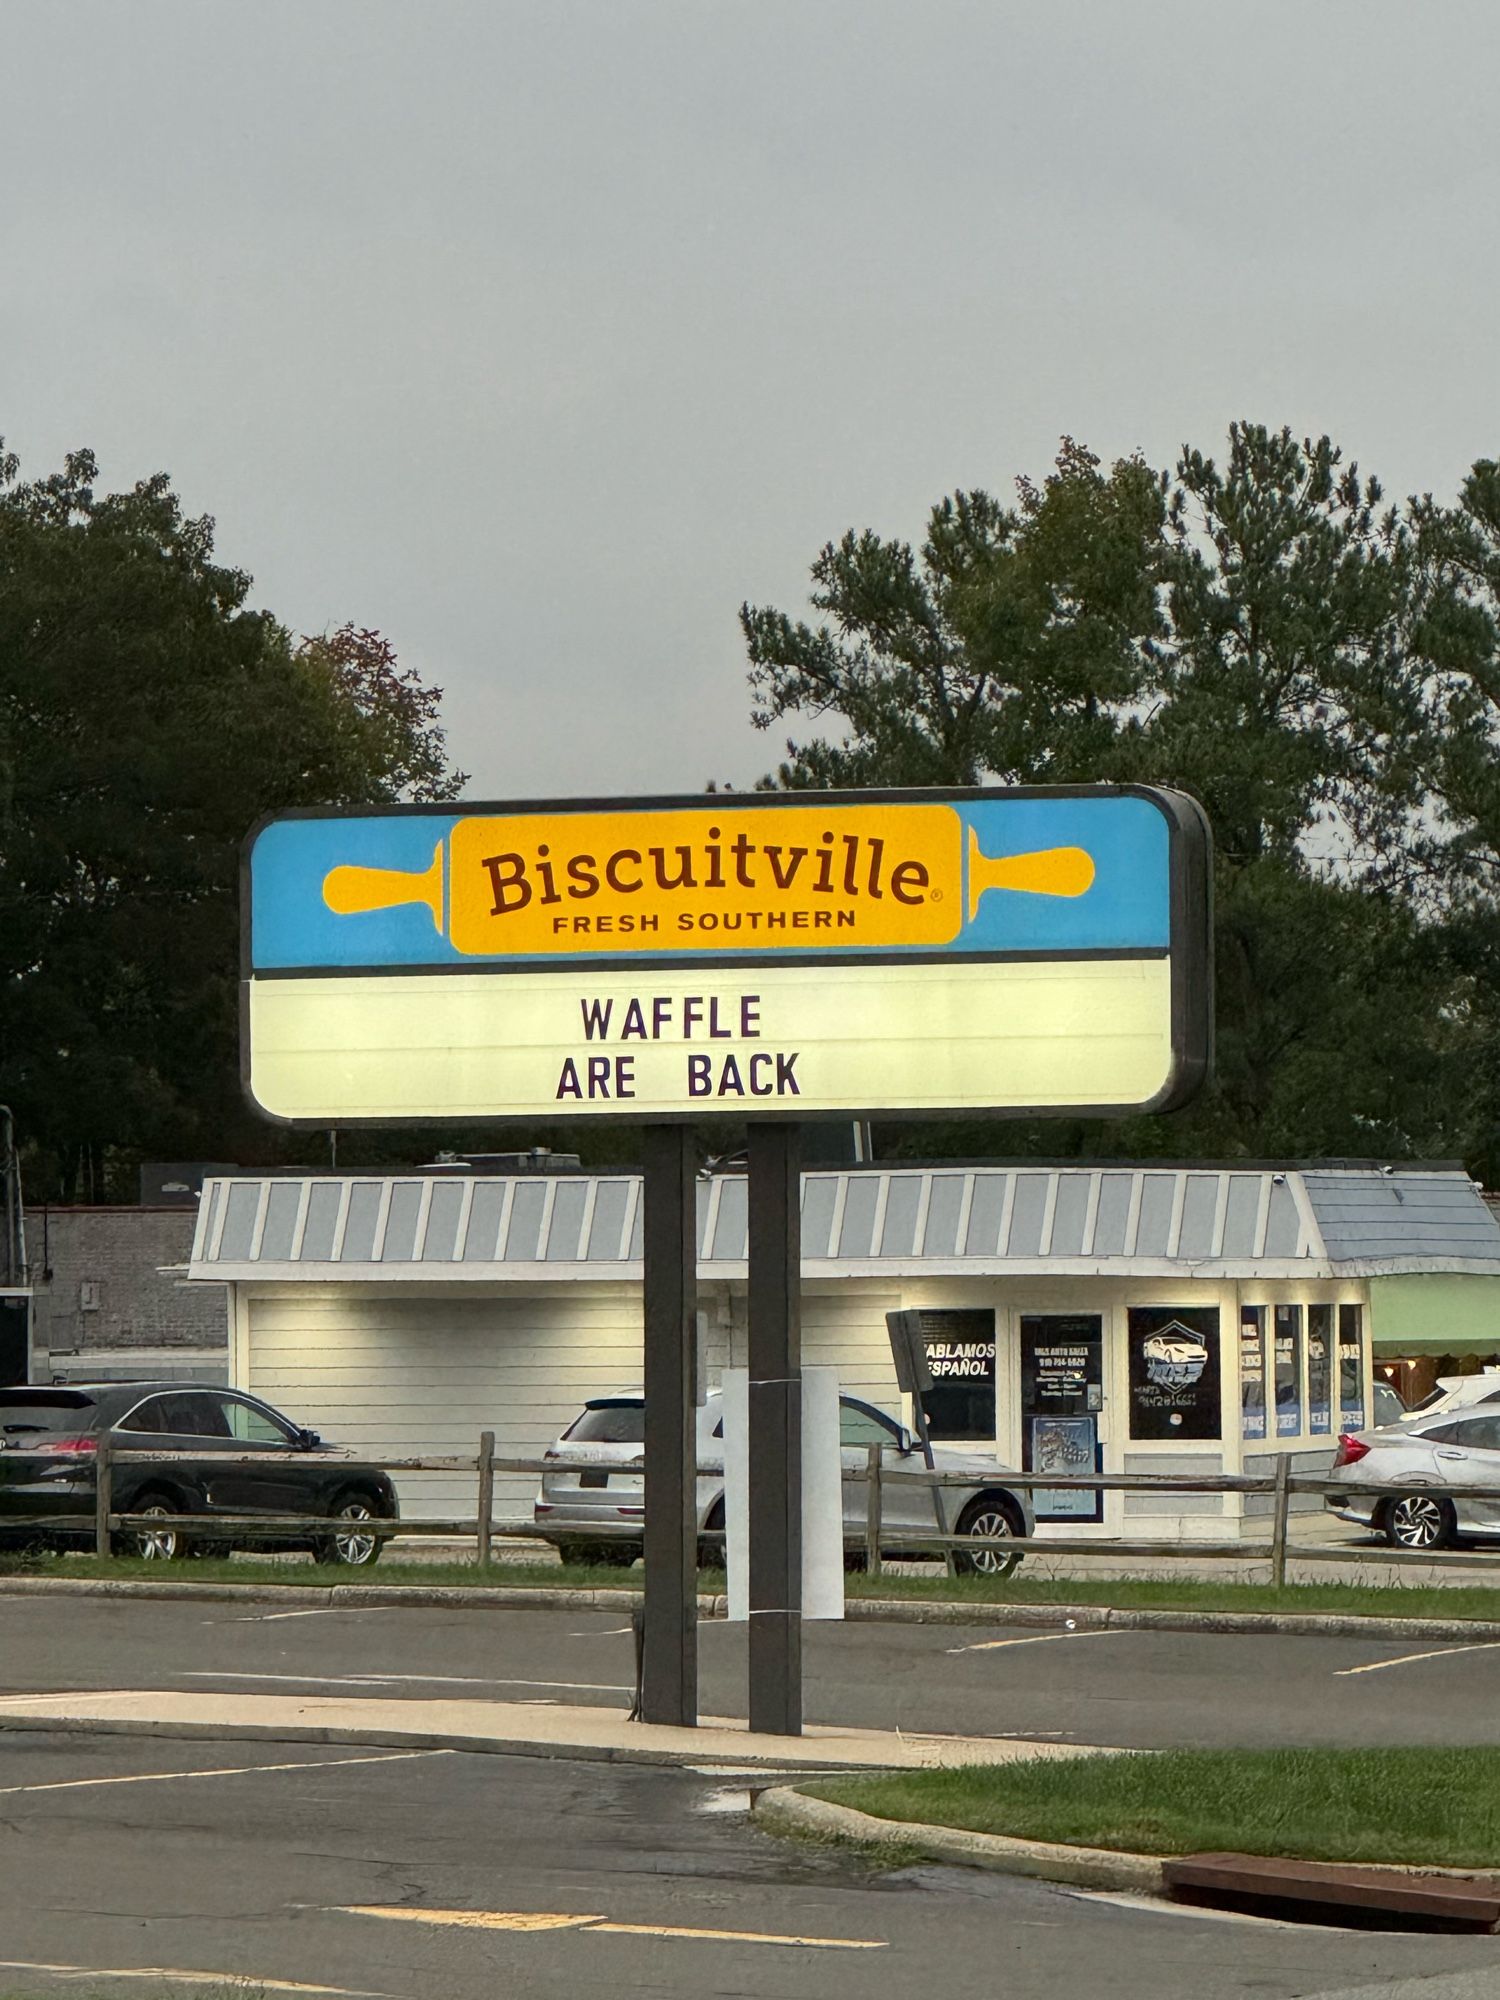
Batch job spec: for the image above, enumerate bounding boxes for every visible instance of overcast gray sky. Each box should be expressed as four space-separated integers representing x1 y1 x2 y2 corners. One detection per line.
4 1 1496 799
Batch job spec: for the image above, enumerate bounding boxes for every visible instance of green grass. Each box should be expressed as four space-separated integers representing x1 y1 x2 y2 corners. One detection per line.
4 1551 1500 1623
805 1747 1500 1869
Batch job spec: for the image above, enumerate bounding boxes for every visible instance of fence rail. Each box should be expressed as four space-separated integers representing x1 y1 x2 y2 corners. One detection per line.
3 1434 1500 1586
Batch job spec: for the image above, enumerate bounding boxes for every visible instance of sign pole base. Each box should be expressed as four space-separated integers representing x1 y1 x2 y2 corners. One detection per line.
640 1124 698 1727
748 1120 802 1737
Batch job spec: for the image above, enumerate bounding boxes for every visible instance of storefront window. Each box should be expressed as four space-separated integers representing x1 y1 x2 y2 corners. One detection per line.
1274 1305 1303 1435
1307 1305 1333 1435
1240 1307 1267 1440
1020 1315 1103 1523
918 1309 996 1442
1339 1304 1366 1430
1128 1306 1221 1441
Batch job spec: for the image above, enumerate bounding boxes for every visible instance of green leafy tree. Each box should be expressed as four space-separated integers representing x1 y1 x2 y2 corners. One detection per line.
741 424 1487 1164
0 443 465 1199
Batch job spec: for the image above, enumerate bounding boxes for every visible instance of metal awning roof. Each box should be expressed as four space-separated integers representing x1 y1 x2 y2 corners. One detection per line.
186 1165 1500 1283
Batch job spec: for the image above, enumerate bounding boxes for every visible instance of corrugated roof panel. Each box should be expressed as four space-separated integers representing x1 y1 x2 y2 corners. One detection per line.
838 1175 880 1258
382 1182 424 1261
709 1176 747 1262
196 1181 221 1261
922 1175 965 1256
462 1183 506 1261
1006 1174 1050 1258
1221 1175 1262 1258
301 1183 342 1261
1049 1174 1092 1257
800 1177 837 1259
1092 1173 1133 1256
424 1181 464 1261
880 1174 923 1257
1135 1176 1176 1257
1179 1174 1221 1258
545 1181 589 1260
964 1176 1007 1256
259 1182 301 1263
504 1183 546 1260
1263 1180 1301 1256
584 1179 629 1261
219 1183 261 1262
340 1184 382 1261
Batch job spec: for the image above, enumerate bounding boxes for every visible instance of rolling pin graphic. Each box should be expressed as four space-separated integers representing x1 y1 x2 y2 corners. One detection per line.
319 808 1095 954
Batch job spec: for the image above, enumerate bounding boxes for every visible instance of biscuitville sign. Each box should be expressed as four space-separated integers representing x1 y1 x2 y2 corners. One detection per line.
241 786 1211 1125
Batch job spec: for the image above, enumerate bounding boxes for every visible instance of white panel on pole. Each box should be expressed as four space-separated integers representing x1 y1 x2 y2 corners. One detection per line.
721 1366 844 1624
801 1364 845 1621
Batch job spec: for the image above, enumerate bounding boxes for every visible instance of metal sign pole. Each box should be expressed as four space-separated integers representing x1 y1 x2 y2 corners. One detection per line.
747 1121 802 1737
640 1124 698 1727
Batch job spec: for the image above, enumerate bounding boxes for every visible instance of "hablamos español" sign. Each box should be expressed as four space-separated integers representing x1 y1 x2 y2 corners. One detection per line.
241 787 1211 1125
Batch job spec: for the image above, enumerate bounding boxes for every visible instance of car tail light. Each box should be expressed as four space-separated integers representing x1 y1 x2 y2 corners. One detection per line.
30 1434 98 1456
1333 1433 1370 1468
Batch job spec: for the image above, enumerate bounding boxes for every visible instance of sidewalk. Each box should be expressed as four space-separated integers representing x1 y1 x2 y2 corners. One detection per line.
0 1686 1101 1772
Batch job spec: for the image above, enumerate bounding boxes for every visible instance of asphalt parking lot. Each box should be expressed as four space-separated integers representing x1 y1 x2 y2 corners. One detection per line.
0 1726 1495 2000
4 1594 1500 1750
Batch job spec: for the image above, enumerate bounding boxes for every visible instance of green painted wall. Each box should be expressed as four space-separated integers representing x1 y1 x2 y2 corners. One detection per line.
1369 1273 1500 1354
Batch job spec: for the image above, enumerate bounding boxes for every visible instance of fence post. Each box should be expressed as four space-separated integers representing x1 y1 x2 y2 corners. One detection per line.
95 1435 113 1560
864 1443 883 1580
476 1430 495 1573
1270 1454 1292 1589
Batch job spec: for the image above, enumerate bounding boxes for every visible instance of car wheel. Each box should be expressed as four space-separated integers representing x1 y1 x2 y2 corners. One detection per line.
313 1494 386 1567
1383 1493 1457 1551
954 1496 1025 1578
129 1492 188 1562
697 1502 726 1571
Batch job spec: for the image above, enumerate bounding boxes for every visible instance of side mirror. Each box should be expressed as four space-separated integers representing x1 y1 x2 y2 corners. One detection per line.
898 1429 917 1455
297 1427 322 1449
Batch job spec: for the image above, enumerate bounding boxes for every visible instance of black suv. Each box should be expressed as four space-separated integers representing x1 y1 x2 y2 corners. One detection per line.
0 1382 398 1566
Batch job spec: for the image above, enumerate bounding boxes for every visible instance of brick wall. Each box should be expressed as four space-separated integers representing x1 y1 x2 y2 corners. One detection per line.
24 1207 228 1362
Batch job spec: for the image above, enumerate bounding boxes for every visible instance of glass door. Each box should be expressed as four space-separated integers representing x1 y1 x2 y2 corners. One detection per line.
1019 1315 1104 1524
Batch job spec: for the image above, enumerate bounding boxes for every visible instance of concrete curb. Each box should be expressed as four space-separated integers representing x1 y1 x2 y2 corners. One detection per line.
0 1711 880 1773
5 1574 1500 1644
752 1785 1168 1892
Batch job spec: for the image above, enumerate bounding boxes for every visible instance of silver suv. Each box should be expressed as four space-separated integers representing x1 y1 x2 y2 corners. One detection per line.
533 1388 1034 1575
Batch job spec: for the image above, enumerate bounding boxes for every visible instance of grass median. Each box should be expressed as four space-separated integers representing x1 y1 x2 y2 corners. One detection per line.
803 1747 1500 1870
5 1550 1500 1623
5 1544 1500 1624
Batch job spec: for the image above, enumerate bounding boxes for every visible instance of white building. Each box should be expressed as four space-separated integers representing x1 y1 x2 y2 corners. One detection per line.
185 1161 1500 1541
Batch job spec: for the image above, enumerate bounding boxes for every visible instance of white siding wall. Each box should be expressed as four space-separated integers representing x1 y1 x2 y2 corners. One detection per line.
243 1284 644 1523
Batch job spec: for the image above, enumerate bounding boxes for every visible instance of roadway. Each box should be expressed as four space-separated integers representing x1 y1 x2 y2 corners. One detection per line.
0 1728 1494 2000
3 1594 1500 1749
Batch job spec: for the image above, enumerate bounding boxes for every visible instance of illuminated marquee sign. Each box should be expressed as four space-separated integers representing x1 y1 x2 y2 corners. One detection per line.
241 787 1211 1124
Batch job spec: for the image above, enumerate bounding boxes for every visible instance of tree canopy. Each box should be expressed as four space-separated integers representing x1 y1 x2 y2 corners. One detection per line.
742 424 1500 1172
0 443 465 1199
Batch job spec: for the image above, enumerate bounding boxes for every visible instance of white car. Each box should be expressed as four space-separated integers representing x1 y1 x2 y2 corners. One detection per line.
533 1388 1035 1575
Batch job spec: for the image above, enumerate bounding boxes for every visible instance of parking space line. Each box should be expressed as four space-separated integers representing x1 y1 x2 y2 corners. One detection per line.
178 1669 633 1692
340 1904 886 1949
227 1606 411 1622
945 1628 1122 1657
1333 1642 1500 1677
0 1961 389 1995
0 1748 453 1797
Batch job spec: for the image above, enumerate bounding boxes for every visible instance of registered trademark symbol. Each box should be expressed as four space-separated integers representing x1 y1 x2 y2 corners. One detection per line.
930 888 943 902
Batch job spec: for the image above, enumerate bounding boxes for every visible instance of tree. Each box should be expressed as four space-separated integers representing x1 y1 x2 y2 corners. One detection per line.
0 443 465 1199
739 424 1486 1165
741 439 1166 790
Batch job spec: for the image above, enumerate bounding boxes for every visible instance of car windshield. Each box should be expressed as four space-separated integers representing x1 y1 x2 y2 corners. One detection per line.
565 1402 645 1445
0 1393 98 1436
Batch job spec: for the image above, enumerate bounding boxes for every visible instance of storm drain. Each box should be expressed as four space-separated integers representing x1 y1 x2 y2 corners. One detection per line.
1163 1853 1500 1934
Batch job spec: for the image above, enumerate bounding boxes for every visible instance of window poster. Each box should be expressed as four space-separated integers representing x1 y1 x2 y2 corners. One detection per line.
1274 1304 1303 1436
919 1309 996 1442
1240 1306 1267 1440
1307 1304 1333 1434
1338 1303 1365 1431
1127 1306 1221 1441
1020 1315 1103 1521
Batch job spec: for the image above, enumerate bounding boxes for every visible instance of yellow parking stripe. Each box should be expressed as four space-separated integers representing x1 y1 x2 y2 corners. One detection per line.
341 1904 886 1949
